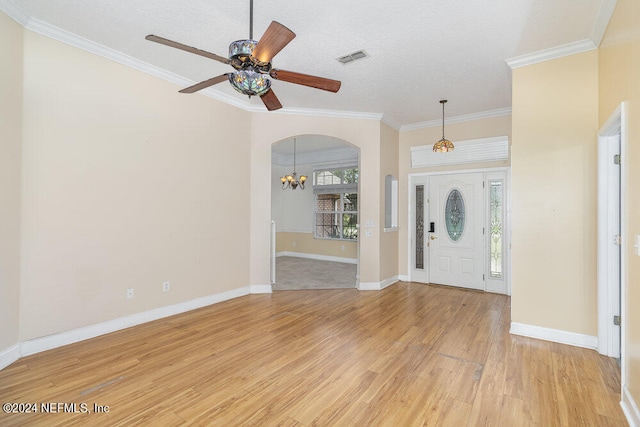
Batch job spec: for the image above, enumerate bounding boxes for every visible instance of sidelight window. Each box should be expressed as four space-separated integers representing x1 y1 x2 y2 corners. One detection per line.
489 180 503 279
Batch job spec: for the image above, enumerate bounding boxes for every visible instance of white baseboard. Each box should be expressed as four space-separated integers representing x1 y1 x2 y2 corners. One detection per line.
358 276 399 291
510 322 598 350
19 286 250 358
250 284 272 294
398 275 410 282
0 344 21 371
622 385 640 427
276 251 357 264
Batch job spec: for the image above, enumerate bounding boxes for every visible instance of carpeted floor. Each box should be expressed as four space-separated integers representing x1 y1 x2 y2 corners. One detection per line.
273 256 357 290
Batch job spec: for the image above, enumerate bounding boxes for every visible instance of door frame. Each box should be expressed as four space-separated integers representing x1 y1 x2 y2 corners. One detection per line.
597 102 627 364
408 166 511 294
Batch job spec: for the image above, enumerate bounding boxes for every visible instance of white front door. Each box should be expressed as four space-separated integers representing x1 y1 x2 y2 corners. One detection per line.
428 173 485 290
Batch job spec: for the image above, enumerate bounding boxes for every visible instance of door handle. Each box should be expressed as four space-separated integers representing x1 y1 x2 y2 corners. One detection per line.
430 235 437 240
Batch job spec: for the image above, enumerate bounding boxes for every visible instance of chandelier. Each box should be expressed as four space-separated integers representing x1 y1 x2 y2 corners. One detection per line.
433 99 454 152
280 138 307 190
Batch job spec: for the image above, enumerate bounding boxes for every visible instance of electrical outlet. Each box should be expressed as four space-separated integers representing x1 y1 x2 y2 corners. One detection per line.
292 241 296 247
163 281 170 292
126 288 134 299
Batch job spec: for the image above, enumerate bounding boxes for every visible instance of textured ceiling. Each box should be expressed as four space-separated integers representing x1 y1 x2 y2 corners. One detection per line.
4 0 612 128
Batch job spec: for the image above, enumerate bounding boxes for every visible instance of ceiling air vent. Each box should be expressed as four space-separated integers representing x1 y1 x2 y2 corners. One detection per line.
337 50 369 65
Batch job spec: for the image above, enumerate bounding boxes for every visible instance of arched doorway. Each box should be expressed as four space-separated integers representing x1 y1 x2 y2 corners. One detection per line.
271 135 360 290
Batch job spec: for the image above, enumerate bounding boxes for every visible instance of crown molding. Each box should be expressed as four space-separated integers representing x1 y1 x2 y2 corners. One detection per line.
400 107 512 132
0 0 29 25
381 114 402 131
591 0 618 47
506 39 596 69
262 106 384 122
24 17 253 112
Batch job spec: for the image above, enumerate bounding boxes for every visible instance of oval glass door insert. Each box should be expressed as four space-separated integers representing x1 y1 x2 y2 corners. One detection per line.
445 189 465 241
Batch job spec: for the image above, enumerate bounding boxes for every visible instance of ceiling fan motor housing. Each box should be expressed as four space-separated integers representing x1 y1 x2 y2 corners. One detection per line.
229 39 271 73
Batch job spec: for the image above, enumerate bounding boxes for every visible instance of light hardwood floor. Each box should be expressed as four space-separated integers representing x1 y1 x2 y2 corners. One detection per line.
0 282 626 426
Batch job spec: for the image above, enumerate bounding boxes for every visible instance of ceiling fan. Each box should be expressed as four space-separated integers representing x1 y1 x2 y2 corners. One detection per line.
145 0 341 111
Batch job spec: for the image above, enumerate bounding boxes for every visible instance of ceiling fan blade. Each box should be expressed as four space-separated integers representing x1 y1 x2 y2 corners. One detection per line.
251 21 296 64
145 35 230 65
179 74 230 93
270 69 341 93
260 89 283 111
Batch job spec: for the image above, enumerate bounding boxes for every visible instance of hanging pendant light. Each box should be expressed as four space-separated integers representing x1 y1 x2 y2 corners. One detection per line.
433 99 454 153
280 138 307 190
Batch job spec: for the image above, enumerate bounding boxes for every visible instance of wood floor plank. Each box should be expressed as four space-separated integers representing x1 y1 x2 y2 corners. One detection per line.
0 282 627 426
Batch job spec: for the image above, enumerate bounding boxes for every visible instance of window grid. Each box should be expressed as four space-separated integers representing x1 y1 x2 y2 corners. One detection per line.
314 193 358 240
313 167 358 241
313 168 359 186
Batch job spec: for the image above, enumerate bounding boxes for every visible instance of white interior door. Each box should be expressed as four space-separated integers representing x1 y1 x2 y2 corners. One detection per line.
428 173 485 290
597 132 621 358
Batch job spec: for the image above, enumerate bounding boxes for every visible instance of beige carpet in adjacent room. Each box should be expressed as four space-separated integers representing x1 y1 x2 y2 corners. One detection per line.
273 256 357 290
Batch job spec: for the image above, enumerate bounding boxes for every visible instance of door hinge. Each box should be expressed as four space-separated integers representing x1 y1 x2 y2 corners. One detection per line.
614 154 621 165
614 315 621 326
614 234 622 246
483 274 485 281
483 227 485 235
483 181 485 188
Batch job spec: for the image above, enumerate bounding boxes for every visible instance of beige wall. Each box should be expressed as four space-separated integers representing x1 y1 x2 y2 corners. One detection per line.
276 232 357 259
379 122 399 281
0 12 22 350
511 51 598 335
18 32 251 340
271 163 314 233
598 0 640 405
397 115 512 277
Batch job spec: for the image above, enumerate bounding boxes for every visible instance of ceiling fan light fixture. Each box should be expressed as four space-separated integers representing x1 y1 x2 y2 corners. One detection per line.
433 99 454 153
228 68 271 96
229 39 257 58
